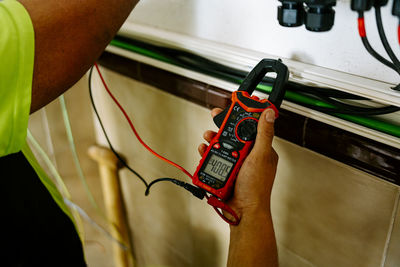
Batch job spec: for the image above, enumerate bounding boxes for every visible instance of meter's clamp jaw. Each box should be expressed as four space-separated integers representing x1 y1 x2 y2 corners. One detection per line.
214 59 289 127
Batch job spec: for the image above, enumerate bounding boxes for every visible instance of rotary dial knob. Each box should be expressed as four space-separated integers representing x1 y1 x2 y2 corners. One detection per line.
236 119 258 141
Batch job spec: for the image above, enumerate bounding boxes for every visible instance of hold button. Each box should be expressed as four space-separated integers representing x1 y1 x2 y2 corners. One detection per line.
222 142 234 150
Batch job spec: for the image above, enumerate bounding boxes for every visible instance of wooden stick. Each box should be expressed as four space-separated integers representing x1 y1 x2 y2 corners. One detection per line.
88 145 134 267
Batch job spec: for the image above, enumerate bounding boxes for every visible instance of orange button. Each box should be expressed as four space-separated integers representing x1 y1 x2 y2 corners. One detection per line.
251 96 260 101
213 143 221 149
232 151 238 158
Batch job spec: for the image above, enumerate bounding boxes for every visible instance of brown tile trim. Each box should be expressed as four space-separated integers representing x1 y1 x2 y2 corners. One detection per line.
98 51 400 186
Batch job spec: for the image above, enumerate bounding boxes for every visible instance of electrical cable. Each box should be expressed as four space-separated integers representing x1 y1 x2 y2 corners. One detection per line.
375 7 400 67
112 37 367 100
109 36 400 137
88 67 149 188
63 198 128 250
357 12 400 74
88 66 206 200
161 52 400 114
28 128 136 253
298 102 400 115
59 95 107 222
144 178 206 199
310 92 400 115
112 36 399 112
94 63 194 180
91 65 241 223
26 130 86 240
398 23 400 45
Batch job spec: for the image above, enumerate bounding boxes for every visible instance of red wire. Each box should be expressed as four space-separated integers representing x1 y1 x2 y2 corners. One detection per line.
94 63 240 225
398 24 400 45
358 17 366 38
94 63 193 180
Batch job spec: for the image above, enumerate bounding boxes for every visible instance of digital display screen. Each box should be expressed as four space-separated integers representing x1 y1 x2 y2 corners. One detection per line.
203 154 234 182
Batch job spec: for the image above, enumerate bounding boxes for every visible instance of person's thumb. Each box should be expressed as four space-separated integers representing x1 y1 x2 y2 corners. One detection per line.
253 108 276 153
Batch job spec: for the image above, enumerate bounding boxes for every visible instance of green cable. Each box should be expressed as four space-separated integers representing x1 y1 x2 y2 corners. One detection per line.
109 39 400 138
26 130 85 238
110 39 173 63
27 130 128 250
59 95 107 221
60 95 132 249
256 84 400 136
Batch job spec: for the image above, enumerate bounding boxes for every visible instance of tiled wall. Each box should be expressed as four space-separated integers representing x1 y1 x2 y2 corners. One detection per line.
91 68 400 267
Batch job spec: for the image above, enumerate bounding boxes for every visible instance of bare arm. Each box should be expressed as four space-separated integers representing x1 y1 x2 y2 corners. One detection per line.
226 108 278 267
200 108 279 267
227 208 277 267
18 0 139 113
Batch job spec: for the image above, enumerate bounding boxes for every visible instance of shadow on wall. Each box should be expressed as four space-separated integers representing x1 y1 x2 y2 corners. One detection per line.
289 52 315 66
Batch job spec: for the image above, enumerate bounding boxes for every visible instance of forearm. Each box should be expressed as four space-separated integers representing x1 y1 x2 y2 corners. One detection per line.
18 0 139 112
227 208 278 267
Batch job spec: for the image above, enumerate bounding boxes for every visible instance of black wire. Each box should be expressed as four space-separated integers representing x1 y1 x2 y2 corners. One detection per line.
361 37 399 72
88 67 149 188
286 81 367 100
145 178 178 195
308 93 400 115
89 66 206 199
358 12 400 74
375 7 400 68
145 177 207 199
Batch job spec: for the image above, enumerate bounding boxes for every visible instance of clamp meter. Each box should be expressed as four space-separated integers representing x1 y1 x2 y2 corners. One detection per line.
192 59 289 200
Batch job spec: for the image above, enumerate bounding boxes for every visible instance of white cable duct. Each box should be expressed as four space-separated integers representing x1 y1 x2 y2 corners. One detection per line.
105 44 400 149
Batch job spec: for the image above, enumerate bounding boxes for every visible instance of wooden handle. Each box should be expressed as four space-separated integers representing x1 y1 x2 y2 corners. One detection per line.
88 145 134 267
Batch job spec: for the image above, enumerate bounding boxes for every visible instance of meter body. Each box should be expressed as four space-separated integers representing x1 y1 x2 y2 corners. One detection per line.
192 59 289 200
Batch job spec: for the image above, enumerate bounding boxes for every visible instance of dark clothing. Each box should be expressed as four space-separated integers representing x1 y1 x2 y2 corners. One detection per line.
1 151 86 267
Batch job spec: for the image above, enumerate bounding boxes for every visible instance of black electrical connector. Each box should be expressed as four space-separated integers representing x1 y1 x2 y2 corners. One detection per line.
394 0 400 17
277 0 305 27
145 178 206 200
277 0 337 31
374 0 389 7
351 0 373 11
304 0 337 32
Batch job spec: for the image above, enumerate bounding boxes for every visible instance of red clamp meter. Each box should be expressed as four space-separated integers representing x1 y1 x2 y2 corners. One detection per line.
193 59 289 201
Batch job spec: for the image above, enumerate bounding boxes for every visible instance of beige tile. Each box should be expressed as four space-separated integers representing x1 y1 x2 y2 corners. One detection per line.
272 139 399 267
278 244 316 267
384 192 400 267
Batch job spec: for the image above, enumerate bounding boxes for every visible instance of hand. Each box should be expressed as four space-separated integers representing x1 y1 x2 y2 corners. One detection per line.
198 107 278 218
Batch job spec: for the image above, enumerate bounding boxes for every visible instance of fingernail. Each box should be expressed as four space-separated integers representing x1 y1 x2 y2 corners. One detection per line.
265 109 275 123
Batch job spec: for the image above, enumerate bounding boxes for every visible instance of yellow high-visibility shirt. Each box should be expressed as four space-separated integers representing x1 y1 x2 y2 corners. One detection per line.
0 0 76 230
